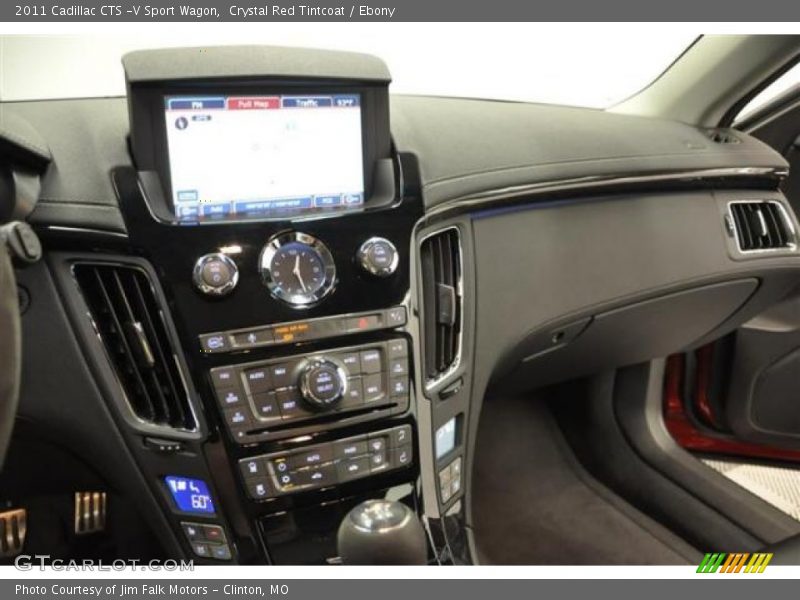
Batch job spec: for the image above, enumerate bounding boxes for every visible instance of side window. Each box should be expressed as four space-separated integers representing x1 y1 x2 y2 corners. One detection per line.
736 61 800 124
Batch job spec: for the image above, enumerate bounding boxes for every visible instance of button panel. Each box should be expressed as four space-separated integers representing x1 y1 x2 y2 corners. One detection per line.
199 306 408 354
209 339 410 444
438 456 462 505
180 521 232 561
238 425 415 499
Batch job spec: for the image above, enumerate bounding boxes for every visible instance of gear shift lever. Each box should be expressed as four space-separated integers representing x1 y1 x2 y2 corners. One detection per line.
337 499 427 565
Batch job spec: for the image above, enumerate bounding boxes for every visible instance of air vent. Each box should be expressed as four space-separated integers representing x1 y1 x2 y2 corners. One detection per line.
73 263 196 431
706 129 741 144
420 228 462 381
728 201 795 253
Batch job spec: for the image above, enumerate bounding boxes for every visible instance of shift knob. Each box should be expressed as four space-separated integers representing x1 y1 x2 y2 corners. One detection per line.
337 500 427 565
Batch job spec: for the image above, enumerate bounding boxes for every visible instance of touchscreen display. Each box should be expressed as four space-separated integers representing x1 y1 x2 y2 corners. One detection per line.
164 94 364 221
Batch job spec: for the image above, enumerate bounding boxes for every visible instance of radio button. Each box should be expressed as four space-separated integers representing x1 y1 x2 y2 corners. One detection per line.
276 388 311 420
389 358 409 377
360 349 382 374
341 377 364 407
386 339 408 359
270 364 293 389
223 407 252 429
216 388 244 408
363 374 386 403
251 392 281 422
338 351 362 375
210 366 237 389
389 377 409 397
244 367 272 394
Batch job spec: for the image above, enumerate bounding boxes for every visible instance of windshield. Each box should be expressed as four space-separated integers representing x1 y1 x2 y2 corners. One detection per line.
0 28 696 107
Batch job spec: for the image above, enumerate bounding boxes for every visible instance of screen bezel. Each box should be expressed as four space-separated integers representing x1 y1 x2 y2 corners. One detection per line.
128 79 392 223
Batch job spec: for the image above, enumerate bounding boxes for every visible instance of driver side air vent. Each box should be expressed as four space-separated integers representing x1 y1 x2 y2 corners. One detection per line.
728 201 796 252
420 228 462 381
73 263 196 431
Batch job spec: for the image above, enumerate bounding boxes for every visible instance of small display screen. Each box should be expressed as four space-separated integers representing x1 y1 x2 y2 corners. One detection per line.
164 94 365 221
435 417 458 460
164 476 216 514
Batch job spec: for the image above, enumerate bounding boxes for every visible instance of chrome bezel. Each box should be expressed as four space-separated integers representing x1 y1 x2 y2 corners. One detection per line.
298 357 349 409
192 253 239 297
259 231 337 308
357 236 399 277
418 226 464 392
726 200 798 254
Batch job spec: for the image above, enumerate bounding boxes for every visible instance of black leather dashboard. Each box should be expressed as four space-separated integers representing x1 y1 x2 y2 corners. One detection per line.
1 92 788 234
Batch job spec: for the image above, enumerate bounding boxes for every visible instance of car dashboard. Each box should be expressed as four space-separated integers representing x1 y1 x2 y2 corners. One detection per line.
3 44 800 565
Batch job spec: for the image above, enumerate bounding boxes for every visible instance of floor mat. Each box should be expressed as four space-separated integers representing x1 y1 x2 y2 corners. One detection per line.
703 459 800 521
471 395 699 565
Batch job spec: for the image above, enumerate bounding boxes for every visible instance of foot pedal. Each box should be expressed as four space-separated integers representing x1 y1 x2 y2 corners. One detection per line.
0 509 27 557
74 492 107 535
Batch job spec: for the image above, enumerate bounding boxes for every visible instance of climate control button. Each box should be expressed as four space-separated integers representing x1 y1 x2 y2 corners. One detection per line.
193 253 239 297
357 237 399 277
299 358 347 409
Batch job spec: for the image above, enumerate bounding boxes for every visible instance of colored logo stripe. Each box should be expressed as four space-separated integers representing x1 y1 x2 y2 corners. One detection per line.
744 553 773 573
697 553 726 573
697 552 773 573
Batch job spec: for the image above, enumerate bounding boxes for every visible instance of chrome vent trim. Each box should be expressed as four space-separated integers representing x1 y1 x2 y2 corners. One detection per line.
420 227 463 387
72 262 198 432
728 200 797 254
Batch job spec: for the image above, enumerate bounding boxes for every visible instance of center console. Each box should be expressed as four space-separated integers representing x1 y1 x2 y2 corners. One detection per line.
59 46 429 564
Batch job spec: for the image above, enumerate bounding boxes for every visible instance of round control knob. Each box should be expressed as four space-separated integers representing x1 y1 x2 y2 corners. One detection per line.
357 237 399 277
337 500 427 565
299 358 347 410
193 253 239 297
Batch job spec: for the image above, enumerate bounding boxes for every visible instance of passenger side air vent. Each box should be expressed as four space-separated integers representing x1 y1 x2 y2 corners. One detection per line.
73 263 196 431
420 228 462 381
728 201 796 252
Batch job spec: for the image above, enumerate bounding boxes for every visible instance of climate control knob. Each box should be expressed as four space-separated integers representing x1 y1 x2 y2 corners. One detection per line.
357 237 399 277
193 253 239 297
299 358 347 410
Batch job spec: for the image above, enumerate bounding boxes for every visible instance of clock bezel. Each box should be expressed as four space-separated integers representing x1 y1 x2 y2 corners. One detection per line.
259 231 337 308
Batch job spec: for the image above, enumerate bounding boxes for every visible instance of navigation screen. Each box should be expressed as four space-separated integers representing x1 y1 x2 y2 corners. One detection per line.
164 94 364 221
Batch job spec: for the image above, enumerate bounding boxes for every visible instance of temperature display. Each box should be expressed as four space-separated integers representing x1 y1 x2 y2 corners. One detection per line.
165 476 216 514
